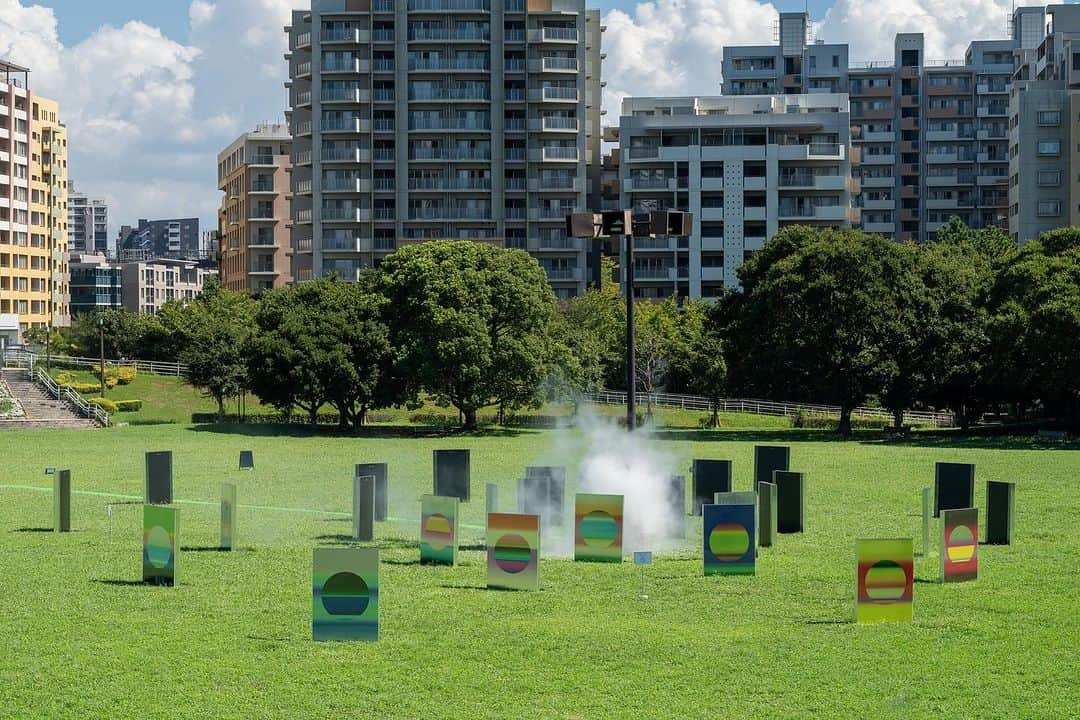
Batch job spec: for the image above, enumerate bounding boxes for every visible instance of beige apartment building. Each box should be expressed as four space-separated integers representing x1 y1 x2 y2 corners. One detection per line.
217 123 294 293
1 59 69 337
121 258 217 315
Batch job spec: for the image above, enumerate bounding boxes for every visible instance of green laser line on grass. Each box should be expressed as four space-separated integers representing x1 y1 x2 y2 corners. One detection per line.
0 483 485 529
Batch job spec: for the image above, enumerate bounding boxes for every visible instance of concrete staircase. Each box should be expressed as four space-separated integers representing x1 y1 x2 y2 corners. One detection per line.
0 369 99 430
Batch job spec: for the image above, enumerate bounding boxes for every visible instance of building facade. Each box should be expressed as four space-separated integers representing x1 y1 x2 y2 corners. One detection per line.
285 0 601 298
69 253 122 315
118 217 200 261
721 12 1020 243
68 184 108 255
617 93 857 298
217 124 294 293
120 258 216 315
0 60 69 334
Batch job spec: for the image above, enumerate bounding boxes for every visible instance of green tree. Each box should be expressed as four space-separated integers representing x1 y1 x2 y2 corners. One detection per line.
377 241 555 430
686 302 728 428
172 286 256 421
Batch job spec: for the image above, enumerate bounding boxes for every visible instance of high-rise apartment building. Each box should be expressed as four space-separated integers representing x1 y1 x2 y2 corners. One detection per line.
721 12 1017 243
217 123 294 293
285 0 601 298
68 184 109 255
0 59 69 334
617 93 857 298
69 253 122 315
121 258 216 315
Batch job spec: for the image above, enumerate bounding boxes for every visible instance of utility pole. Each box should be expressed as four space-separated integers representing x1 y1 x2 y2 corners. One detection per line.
98 316 106 397
625 232 636 432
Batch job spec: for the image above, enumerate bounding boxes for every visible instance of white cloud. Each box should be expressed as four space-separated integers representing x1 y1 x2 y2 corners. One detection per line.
0 0 291 249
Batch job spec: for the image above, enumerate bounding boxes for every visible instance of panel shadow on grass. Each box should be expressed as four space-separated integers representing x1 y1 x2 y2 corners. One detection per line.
180 546 237 553
11 527 53 533
91 579 156 587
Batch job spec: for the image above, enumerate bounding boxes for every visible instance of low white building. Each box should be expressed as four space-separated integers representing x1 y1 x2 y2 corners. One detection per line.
616 93 858 298
0 313 20 349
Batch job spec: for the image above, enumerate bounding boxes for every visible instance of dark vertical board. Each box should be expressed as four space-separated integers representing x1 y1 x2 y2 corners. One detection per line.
934 462 975 517
353 475 375 541
773 470 805 533
355 463 388 521
985 481 1015 545
145 451 173 505
525 466 566 526
754 446 790 491
433 449 470 502
54 469 71 533
691 459 732 515
758 481 776 547
239 450 254 470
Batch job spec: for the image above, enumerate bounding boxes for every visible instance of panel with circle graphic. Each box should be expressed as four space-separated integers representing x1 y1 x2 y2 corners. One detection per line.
420 494 459 566
574 493 623 563
941 507 978 583
142 504 177 586
487 512 540 591
703 503 756 576
855 538 914 623
313 547 379 642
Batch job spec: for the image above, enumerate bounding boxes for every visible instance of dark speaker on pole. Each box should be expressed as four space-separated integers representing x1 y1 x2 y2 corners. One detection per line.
566 212 600 238
601 210 633 236
651 210 693 237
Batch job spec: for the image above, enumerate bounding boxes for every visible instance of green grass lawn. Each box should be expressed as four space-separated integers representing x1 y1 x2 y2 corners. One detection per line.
2 423 1077 718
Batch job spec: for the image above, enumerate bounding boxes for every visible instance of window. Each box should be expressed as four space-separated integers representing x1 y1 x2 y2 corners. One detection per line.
1037 200 1061 216
1038 140 1061 156
1073 53 1080 71
1037 170 1060 186
1037 110 1061 126
832 55 839 68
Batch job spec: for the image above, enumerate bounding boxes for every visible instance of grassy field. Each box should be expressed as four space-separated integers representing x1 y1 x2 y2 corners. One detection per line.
1 422 1077 718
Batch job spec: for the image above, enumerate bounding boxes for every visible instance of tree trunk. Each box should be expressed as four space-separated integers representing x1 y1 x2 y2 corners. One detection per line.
463 407 478 431
309 407 319 425
710 402 720 429
837 405 853 436
892 408 905 432
498 404 505 425
216 396 225 423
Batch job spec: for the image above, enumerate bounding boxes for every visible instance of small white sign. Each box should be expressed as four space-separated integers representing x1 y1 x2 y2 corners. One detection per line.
633 551 652 565
44 467 56 475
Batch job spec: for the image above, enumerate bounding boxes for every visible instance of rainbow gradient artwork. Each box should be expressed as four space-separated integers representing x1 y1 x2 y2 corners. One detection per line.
703 503 755 575
143 505 177 586
420 494 458 565
574 493 623 563
942 507 978 583
487 513 540 591
312 547 379 642
855 538 914 623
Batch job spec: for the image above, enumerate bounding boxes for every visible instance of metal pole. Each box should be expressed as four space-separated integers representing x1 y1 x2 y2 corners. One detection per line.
98 318 105 397
625 232 636 432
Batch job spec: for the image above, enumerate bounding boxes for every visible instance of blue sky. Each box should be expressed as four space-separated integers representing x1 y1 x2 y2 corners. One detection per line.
39 0 835 45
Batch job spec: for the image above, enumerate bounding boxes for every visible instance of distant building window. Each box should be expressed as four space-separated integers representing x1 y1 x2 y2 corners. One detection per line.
832 55 840 68
1073 53 1080 71
1037 110 1060 126
1037 170 1061 186
1037 140 1061 156
1037 200 1061 216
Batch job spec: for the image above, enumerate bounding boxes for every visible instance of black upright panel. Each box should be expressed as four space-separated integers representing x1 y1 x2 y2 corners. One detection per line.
524 466 565 526
239 450 254 470
985 480 1015 545
691 459 732 515
356 462 389 521
773 470 805 534
145 451 173 505
934 462 975 517
434 449 470 502
754 446 790 491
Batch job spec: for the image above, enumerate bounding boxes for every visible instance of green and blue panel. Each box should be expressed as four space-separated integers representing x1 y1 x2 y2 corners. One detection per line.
313 547 379 642
574 493 623 563
143 504 177 586
703 503 755 575
420 494 458 566
487 512 540 591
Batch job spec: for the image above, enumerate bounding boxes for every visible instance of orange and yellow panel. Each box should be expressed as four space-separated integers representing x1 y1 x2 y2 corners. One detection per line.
855 538 913 623
942 507 978 583
487 512 540 591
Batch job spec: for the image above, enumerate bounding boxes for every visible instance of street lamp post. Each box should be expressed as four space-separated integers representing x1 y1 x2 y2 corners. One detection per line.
567 210 692 432
98 316 106 397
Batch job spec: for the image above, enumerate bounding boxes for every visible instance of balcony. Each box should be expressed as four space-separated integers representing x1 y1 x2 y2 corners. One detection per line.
374 178 395 192
535 236 581 250
374 118 395 132
295 209 313 224
530 27 578 43
539 86 578 102
408 178 492 191
250 180 276 193
323 147 371 163
778 173 847 190
323 117 371 133
248 212 278 222
322 206 371 222
624 177 674 191
324 178 371 193
505 89 526 102
532 57 579 73
408 207 492 220
322 58 369 74
528 176 581 192
409 28 491 42
860 153 895 166
505 178 526 191
505 59 525 73
505 118 526 132
375 148 396 162
295 32 311 49
534 116 579 132
295 121 312 136
408 0 491 11
323 28 370 44
323 87 370 103
543 267 583 281
539 146 579 162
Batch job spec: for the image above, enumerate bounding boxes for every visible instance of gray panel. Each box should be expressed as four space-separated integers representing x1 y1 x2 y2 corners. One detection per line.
773 470 804 533
692 459 732 515
486 483 499 514
55 469 71 533
356 463 388 521
434 449 470 502
145 451 173 505
758 481 776 547
353 475 375 542
754 445 790 491
934 462 975 517
985 480 1015 545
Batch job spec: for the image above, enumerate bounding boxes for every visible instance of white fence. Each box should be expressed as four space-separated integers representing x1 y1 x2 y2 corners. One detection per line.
33 367 110 427
588 390 955 427
2 349 188 377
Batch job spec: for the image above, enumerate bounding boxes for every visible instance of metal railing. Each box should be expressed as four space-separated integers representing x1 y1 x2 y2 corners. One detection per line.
34 367 110 427
587 390 955 426
4 349 187 377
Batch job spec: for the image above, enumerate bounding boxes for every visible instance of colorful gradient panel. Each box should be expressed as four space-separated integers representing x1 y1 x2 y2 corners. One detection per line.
574 493 624 563
942 507 979 583
855 538 914 623
487 513 540 591
143 505 177 586
703 503 756 575
420 494 459 565
313 547 379 642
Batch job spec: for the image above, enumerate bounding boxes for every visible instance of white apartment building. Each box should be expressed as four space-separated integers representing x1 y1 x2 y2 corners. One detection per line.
617 93 857 298
68 184 108 255
120 258 216 315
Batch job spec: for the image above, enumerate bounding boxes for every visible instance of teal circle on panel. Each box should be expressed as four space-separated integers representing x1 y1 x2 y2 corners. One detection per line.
146 526 172 568
580 510 618 548
321 572 371 615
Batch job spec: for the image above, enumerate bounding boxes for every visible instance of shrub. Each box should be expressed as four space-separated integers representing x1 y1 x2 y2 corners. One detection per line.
87 397 118 413
115 367 137 385
113 399 143 412
0 399 13 415
55 371 77 385
67 382 103 394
